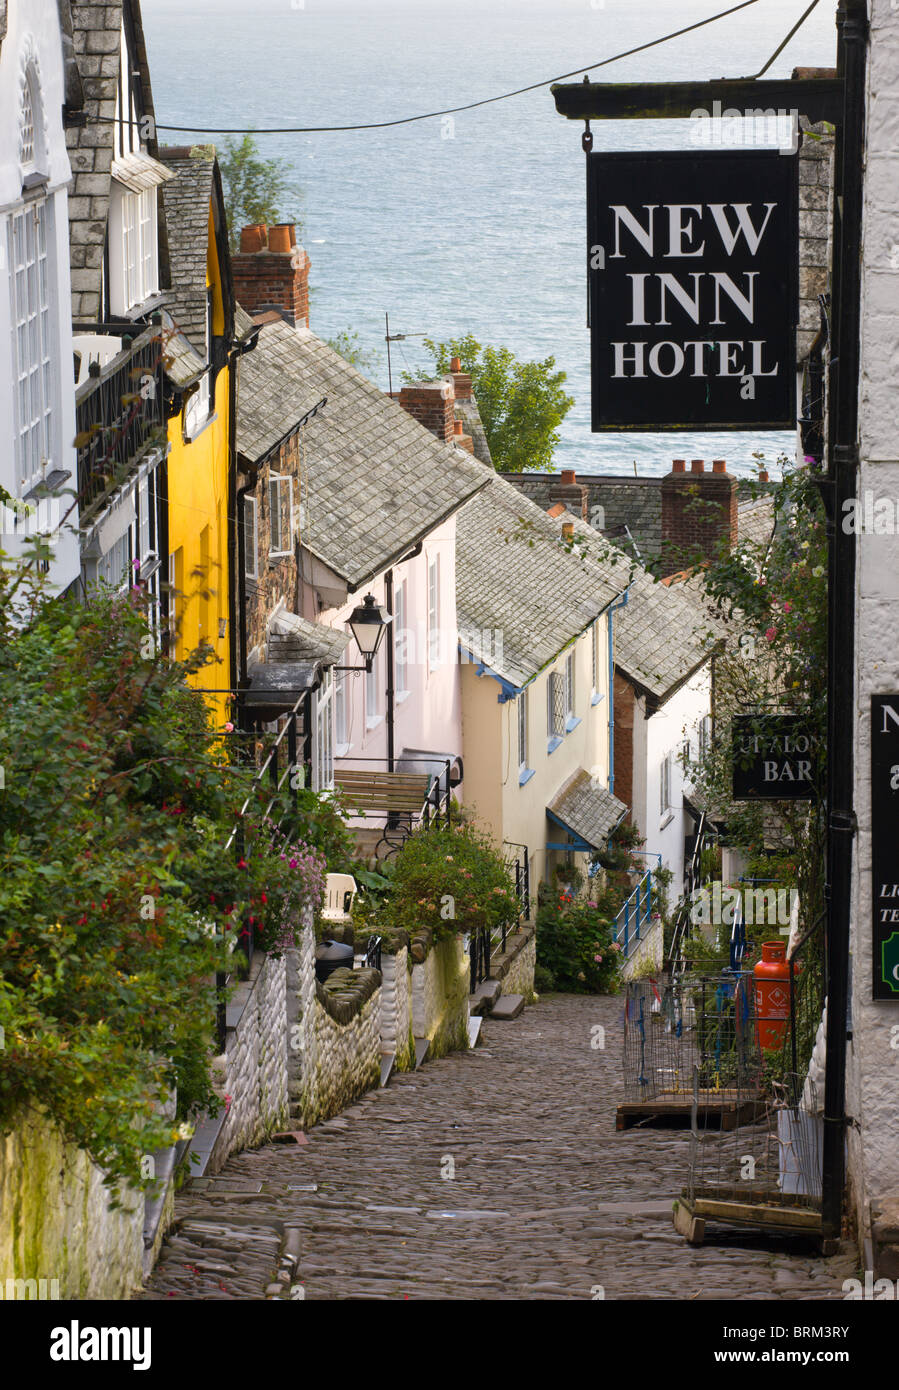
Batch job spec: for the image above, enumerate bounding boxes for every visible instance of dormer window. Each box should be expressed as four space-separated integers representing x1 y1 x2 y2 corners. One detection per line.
109 183 159 313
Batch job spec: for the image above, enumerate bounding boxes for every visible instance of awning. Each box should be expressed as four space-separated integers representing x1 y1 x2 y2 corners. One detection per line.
547 769 628 850
111 151 176 194
243 660 321 718
267 611 351 667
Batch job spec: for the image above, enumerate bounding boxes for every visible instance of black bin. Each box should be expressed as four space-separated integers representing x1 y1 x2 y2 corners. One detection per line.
315 938 355 984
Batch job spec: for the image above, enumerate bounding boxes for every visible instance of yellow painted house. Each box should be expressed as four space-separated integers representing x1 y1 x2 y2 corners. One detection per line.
158 148 239 730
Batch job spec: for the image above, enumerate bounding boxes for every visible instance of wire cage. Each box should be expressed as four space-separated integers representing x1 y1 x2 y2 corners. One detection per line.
620 970 765 1130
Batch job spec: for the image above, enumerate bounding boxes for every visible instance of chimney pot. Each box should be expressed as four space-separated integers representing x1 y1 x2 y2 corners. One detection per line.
453 420 463 435
691 459 705 474
560 469 576 485
267 224 293 254
561 521 575 541
672 459 686 473
450 356 462 373
712 459 727 474
759 469 769 482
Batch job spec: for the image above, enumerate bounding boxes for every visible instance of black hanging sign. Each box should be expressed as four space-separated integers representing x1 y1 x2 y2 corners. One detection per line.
871 695 899 1000
731 714 816 801
587 150 798 431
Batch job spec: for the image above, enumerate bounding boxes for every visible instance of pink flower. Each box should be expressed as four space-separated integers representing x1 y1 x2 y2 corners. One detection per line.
594 954 603 963
610 941 622 952
783 602 792 614
587 901 597 908
765 627 777 643
223 721 234 733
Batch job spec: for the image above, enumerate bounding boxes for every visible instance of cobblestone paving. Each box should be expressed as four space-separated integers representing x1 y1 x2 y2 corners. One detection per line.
141 993 858 1300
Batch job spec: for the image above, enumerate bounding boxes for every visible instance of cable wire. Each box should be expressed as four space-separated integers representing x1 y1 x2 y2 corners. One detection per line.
106 0 767 136
749 0 822 79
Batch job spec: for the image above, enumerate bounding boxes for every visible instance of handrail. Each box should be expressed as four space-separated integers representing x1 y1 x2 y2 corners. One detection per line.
613 868 654 958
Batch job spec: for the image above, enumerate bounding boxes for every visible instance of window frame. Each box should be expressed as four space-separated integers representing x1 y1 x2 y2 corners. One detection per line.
427 552 441 672
268 472 294 558
244 494 259 580
9 198 56 493
547 670 564 752
315 670 334 791
394 578 409 697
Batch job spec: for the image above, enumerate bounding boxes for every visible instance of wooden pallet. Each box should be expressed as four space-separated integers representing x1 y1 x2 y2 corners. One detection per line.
616 1088 765 1132
673 1190 822 1246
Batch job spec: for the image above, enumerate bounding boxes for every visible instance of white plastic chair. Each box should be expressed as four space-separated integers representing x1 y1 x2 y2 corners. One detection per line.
322 873 357 922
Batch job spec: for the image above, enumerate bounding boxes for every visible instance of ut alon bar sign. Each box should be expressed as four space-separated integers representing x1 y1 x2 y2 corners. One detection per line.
587 150 798 431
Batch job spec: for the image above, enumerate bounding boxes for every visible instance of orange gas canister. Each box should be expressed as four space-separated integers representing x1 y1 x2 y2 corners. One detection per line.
753 941 796 1052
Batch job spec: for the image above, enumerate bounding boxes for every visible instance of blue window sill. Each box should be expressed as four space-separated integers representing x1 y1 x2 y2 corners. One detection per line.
591 692 604 706
565 715 582 733
519 766 536 786
547 736 563 755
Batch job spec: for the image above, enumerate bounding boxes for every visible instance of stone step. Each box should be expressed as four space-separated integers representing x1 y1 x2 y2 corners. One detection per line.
413 1036 430 1069
380 1053 396 1088
489 993 525 1021
475 978 502 1005
467 1016 483 1048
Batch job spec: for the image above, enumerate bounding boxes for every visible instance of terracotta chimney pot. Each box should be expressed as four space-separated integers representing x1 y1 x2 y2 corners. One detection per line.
691 459 705 474
268 224 293 253
672 459 686 473
759 469 770 482
240 224 266 254
712 459 727 474
561 521 575 541
453 420 463 435
450 356 462 373
560 469 576 485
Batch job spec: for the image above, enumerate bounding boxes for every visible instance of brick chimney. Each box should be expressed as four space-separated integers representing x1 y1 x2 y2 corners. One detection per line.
548 468 588 521
447 356 473 402
232 223 310 328
661 457 737 571
397 379 455 444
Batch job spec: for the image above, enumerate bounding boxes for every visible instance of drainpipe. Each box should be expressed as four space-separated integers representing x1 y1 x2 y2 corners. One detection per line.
820 0 867 1245
607 589 629 795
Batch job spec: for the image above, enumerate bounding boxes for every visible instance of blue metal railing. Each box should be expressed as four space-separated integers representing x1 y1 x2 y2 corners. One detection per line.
613 870 655 958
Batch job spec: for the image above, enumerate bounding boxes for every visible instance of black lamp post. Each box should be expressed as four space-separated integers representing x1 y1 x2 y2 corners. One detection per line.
337 593 391 674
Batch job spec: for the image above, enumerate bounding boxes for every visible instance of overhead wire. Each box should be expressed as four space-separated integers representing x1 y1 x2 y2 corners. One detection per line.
98 0 778 136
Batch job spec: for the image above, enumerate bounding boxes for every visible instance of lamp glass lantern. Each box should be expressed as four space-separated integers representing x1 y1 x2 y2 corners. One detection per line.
347 593 391 671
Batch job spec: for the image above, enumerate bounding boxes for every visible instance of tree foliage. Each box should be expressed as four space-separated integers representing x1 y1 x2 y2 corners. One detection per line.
218 134 302 253
416 334 574 473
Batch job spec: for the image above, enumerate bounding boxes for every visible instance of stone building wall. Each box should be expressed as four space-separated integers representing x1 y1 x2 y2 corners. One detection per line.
0 1110 145 1300
207 950 290 1171
411 934 470 1058
380 946 415 1071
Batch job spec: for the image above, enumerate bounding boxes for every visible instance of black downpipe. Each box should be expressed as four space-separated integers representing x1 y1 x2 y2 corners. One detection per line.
821 0 867 1243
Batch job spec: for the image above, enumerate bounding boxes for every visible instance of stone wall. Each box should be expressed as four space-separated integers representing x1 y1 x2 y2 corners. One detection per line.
206 950 290 1171
0 1109 145 1300
620 915 665 981
490 921 537 1002
411 934 470 1058
380 945 415 1072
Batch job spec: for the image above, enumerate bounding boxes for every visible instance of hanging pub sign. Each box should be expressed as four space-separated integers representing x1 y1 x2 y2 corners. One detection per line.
731 714 816 801
587 149 798 431
871 696 899 1001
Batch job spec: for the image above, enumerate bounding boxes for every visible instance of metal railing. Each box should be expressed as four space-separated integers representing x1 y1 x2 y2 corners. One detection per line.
613 869 654 958
75 325 167 523
667 810 709 972
502 840 531 924
469 925 491 993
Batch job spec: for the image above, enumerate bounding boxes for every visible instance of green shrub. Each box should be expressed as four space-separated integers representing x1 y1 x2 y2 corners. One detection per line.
533 963 555 993
535 884 623 993
371 821 519 941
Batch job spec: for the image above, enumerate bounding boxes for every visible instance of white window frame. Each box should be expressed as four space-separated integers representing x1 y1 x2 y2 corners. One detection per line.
9 199 56 493
244 495 258 579
660 752 671 816
428 553 441 672
315 670 334 791
395 579 409 697
518 691 529 775
365 647 380 728
547 670 564 750
565 651 576 721
268 473 293 558
108 184 159 314
334 668 349 753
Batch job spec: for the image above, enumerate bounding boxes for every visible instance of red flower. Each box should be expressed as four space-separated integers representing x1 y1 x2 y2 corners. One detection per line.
260 892 267 904
237 859 248 870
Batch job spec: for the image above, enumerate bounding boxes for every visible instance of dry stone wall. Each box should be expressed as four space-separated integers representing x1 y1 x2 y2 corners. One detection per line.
411 934 470 1057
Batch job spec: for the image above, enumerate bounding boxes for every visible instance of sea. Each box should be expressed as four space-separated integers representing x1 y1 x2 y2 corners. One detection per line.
142 0 838 478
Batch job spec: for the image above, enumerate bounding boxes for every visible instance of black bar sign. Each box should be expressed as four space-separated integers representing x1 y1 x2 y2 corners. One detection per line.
587 150 798 431
732 714 815 801
871 695 899 1000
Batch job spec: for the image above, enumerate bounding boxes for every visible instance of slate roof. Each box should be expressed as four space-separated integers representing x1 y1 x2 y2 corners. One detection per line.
547 770 628 849
551 510 726 705
267 611 351 666
234 318 490 589
736 494 777 553
67 0 160 322
160 316 205 388
455 477 629 690
158 150 216 356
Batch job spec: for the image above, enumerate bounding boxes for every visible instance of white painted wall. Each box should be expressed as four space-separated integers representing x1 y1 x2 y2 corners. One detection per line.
846 0 899 1268
0 0 79 594
632 665 712 905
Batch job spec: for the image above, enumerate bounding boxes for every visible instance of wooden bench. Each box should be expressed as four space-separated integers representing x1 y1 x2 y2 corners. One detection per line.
334 769 433 818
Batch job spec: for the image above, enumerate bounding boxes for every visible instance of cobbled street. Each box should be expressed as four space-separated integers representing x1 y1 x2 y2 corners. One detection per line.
142 994 859 1301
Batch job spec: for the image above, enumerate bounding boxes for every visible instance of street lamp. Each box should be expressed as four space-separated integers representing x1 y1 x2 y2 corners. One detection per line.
338 593 391 673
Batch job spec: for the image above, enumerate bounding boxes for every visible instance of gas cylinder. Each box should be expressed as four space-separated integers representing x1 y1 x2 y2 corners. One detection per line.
753 941 795 1052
